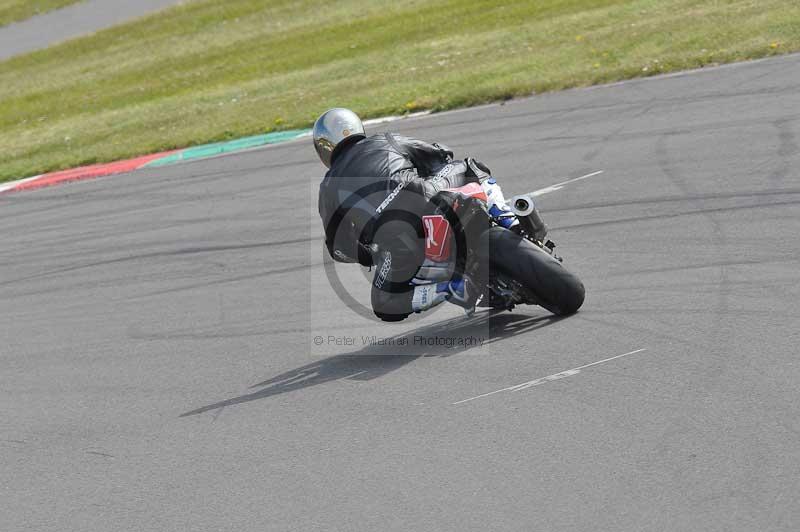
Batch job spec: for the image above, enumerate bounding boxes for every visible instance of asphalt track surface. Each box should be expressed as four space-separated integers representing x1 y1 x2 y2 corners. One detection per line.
2 54 800 531
0 0 185 61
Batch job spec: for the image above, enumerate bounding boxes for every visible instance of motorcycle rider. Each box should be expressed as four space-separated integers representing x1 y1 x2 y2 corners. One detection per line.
315 108 535 322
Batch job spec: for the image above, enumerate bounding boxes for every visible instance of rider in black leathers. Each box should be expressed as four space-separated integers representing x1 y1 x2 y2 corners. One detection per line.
315 108 515 321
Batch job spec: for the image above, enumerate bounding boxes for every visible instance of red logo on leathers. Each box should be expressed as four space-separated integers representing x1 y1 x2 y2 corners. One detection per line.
422 215 452 261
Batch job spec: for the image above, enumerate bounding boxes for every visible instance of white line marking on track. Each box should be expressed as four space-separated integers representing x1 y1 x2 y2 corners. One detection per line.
531 170 604 197
452 348 647 405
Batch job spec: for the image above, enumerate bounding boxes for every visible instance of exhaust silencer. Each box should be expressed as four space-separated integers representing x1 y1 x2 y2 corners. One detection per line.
511 194 535 217
510 193 548 240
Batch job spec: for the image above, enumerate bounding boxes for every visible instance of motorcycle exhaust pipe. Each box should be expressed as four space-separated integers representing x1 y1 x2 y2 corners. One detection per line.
511 194 548 240
511 194 535 217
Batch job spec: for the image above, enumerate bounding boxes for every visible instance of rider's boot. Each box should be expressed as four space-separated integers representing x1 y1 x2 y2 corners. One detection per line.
411 277 475 313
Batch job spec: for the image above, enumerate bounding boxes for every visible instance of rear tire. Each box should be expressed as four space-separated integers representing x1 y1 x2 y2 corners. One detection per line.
480 227 585 316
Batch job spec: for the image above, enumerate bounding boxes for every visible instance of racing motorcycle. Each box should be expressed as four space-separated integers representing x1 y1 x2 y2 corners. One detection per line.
419 182 585 316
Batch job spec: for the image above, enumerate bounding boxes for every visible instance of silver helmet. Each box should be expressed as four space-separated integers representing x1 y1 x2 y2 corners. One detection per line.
313 108 365 168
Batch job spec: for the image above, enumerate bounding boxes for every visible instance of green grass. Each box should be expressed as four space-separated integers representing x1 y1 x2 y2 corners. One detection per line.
0 0 81 27
1 0 799 182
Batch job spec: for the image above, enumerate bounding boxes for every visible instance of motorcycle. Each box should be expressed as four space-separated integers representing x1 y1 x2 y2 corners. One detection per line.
420 182 586 316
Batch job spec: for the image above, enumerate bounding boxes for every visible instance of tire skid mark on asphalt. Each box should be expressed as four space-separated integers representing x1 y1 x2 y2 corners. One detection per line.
770 118 799 183
453 348 648 405
553 198 800 232
0 237 317 287
545 187 800 213
127 262 319 300
610 256 800 277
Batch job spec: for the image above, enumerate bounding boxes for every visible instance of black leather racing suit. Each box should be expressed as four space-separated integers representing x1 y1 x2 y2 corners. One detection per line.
318 133 478 320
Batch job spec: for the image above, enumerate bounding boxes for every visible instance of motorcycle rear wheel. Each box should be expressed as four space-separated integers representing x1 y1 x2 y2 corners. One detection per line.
480 227 585 316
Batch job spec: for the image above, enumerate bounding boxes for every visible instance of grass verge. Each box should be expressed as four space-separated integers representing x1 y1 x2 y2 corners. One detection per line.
1 0 799 182
0 0 81 27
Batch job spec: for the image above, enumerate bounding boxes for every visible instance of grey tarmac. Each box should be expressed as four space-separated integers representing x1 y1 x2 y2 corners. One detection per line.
0 0 185 61
1 54 799 531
